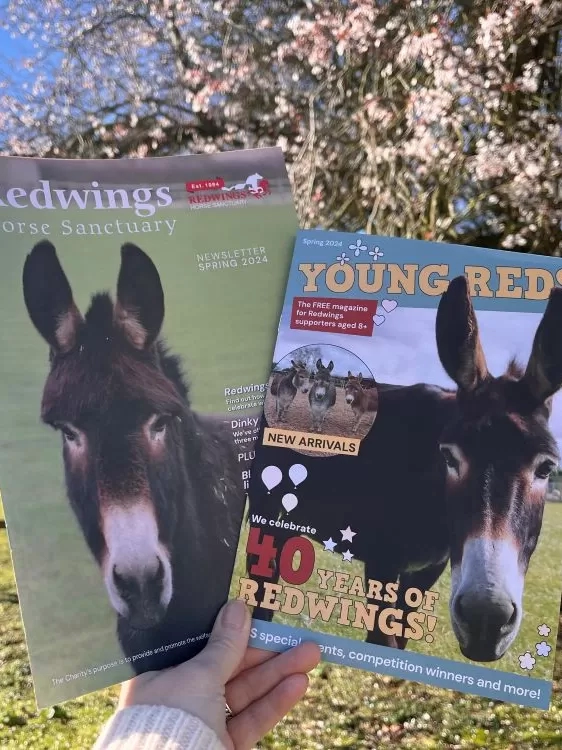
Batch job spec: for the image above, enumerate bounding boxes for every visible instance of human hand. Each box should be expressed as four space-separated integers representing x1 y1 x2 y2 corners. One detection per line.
118 600 321 749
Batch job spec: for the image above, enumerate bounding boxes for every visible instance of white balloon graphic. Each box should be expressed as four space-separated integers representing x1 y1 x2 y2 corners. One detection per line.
261 465 282 493
282 493 298 512
289 463 307 488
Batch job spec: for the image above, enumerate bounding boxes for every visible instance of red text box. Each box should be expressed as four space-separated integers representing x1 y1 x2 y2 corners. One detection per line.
290 297 378 337
185 177 225 193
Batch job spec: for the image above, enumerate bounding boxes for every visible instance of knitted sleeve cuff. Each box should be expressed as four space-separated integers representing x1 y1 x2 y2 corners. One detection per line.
93 705 226 750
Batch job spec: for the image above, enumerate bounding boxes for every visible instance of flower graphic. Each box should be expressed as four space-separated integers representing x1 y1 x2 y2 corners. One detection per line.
369 246 384 260
518 652 536 670
336 252 350 265
537 624 551 637
348 238 367 257
536 641 552 657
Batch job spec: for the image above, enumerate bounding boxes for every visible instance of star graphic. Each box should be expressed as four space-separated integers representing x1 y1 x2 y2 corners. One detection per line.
340 526 357 543
536 641 552 657
323 538 337 552
342 549 354 562
537 623 551 637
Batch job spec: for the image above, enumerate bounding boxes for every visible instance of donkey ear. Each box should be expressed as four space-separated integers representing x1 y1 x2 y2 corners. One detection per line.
22 240 82 353
291 360 297 367
348 370 352 378
328 360 334 371
358 372 363 381
436 275 489 391
316 359 322 369
522 286 562 405
115 243 164 350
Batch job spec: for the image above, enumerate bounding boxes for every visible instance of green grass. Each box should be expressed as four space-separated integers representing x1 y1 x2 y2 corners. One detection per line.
0 524 119 749
2 526 562 748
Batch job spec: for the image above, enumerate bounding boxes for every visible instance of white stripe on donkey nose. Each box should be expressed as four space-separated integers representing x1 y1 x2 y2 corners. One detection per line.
463 537 523 602
102 502 173 618
451 536 524 643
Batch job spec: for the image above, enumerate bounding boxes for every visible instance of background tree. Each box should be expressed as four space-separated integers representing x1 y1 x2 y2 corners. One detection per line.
0 0 560 252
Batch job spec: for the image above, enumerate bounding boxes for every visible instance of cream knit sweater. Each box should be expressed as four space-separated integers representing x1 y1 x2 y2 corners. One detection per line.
93 705 226 750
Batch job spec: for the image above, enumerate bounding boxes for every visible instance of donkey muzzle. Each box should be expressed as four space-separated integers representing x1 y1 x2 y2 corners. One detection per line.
452 589 518 661
102 503 173 629
112 557 170 630
449 537 524 661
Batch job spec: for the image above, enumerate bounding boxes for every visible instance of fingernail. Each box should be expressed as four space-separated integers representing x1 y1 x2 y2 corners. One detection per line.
222 599 248 630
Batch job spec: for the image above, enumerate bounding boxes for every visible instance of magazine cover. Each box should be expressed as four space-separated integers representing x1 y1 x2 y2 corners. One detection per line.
229 228 562 710
0 149 297 707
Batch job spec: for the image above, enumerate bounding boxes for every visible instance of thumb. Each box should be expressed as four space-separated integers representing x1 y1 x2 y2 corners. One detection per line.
192 599 250 685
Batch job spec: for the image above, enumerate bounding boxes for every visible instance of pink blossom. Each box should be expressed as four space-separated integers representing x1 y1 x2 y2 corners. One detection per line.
0 0 559 254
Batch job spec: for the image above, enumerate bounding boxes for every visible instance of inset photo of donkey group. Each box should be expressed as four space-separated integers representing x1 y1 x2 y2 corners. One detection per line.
263 344 378 444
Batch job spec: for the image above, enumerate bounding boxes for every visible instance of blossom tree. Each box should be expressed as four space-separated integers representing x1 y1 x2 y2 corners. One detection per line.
1 0 560 252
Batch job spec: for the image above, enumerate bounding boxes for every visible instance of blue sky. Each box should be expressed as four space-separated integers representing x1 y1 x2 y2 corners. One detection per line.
0 28 35 89
0 27 24 57
0 28 19 53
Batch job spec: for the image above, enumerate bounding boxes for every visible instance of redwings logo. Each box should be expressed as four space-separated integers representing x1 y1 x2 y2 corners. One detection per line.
186 173 271 209
220 173 270 198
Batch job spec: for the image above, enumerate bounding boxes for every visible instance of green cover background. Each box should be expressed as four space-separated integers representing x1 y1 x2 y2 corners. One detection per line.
0 197 296 705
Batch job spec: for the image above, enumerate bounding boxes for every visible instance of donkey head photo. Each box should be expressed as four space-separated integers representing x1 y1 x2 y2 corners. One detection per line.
289 360 310 394
435 275 562 662
269 359 310 423
23 240 240 652
344 371 378 434
311 359 334 402
308 358 336 433
345 371 363 405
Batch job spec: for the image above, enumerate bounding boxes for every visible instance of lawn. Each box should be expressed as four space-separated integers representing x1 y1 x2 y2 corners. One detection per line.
2 514 562 748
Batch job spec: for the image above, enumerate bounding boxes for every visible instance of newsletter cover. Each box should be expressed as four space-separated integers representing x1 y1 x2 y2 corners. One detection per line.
230 228 562 710
0 149 297 707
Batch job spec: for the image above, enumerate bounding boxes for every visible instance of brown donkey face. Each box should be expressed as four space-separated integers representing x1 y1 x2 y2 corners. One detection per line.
436 276 562 661
291 360 310 393
345 372 363 404
312 359 334 401
23 241 185 630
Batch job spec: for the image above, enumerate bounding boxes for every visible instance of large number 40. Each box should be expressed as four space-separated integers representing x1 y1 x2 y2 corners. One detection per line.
246 527 316 586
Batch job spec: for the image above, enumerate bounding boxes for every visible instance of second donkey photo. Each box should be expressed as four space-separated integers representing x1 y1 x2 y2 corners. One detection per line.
230 229 562 711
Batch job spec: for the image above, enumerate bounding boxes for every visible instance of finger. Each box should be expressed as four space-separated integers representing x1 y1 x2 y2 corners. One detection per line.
226 641 320 714
190 600 250 684
231 646 276 678
227 673 310 750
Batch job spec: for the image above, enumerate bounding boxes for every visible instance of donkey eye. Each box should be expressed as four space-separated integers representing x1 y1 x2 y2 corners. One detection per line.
535 460 555 480
55 423 78 443
151 416 170 436
440 445 460 472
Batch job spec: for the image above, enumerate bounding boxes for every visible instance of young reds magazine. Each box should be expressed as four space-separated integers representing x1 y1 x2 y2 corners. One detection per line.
0 149 297 707
229 228 562 710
